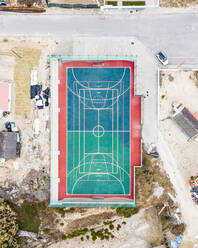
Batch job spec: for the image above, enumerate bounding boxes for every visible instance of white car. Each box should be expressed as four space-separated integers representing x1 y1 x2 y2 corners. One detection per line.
156 52 168 65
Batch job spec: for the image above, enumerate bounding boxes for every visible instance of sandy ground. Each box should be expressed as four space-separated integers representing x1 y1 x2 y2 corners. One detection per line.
49 208 160 248
0 39 52 191
158 70 198 245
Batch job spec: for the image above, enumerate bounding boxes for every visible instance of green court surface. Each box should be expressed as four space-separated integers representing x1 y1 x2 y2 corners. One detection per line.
66 67 131 196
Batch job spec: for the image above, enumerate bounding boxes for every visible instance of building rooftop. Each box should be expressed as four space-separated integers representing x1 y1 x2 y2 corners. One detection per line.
0 132 17 160
0 82 11 112
172 104 198 140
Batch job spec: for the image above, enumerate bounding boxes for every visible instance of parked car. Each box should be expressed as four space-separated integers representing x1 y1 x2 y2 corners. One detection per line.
156 52 168 65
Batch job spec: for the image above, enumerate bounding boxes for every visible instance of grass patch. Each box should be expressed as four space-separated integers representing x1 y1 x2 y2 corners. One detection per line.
116 207 139 218
122 1 145 5
105 1 118 5
6 200 42 233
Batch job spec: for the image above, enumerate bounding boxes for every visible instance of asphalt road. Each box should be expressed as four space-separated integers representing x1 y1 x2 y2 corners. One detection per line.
0 13 198 65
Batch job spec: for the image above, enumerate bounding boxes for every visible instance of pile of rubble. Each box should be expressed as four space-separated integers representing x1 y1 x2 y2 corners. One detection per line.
189 176 198 204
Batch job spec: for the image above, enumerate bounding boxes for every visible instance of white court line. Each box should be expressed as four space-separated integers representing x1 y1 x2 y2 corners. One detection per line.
117 89 119 174
85 153 112 155
67 67 132 195
71 67 126 91
68 130 130 132
112 90 114 172
71 172 126 195
98 109 99 152
83 90 85 173
102 154 110 180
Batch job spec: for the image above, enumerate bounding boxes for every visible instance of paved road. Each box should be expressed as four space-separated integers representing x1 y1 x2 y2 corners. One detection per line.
0 13 198 65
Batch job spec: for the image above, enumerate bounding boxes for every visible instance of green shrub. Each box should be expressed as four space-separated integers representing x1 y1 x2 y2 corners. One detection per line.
122 1 145 5
117 224 121 231
105 1 118 5
61 235 67 240
104 220 112 225
109 224 114 230
0 198 19 247
116 207 139 218
161 94 165 99
43 228 50 235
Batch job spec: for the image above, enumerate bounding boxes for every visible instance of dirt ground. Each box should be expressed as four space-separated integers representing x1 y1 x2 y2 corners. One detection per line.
160 0 198 7
49 208 162 248
0 40 49 116
136 154 175 208
0 38 52 193
159 70 198 245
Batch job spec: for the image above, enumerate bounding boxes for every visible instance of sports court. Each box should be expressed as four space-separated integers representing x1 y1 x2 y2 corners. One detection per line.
55 59 141 206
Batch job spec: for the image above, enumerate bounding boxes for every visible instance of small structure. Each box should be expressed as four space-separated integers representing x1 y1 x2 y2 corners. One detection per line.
171 103 198 141
0 82 11 112
0 132 17 160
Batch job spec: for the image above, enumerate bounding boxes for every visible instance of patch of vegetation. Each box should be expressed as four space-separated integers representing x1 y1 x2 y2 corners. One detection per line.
60 223 64 226
116 224 121 231
43 228 50 235
63 228 89 240
161 215 171 225
61 234 67 240
109 223 114 230
0 198 19 248
103 220 114 225
168 74 174 82
105 1 118 5
7 200 41 233
122 221 126 225
80 237 84 241
161 94 165 99
116 207 139 218
53 207 75 218
122 1 145 5
142 155 148 165
194 71 198 81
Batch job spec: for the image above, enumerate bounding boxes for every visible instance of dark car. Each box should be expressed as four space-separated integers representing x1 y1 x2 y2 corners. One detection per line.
156 52 168 65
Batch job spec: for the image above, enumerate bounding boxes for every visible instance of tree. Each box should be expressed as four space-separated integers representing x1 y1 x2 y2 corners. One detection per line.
0 198 19 248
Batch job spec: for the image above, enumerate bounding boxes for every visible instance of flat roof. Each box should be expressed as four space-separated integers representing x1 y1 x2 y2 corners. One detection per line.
172 107 198 140
0 82 10 111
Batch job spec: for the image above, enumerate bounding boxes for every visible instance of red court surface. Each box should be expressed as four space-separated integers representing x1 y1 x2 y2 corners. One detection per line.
58 60 141 201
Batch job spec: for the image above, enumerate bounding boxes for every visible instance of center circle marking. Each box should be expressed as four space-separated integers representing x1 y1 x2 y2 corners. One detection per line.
93 125 104 138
